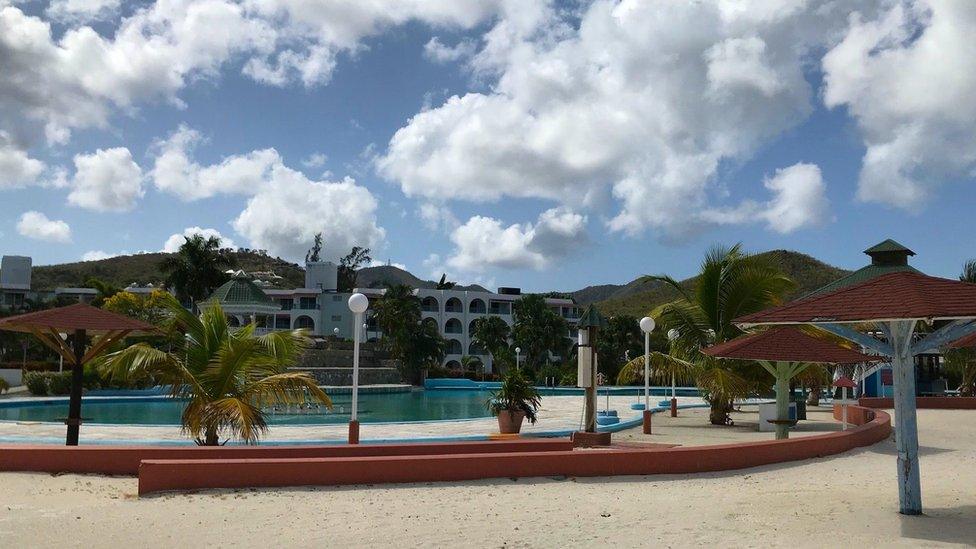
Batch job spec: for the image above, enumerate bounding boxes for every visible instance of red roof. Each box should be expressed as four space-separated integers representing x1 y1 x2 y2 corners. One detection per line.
0 303 157 334
736 271 976 326
701 327 878 364
833 376 857 388
950 331 976 349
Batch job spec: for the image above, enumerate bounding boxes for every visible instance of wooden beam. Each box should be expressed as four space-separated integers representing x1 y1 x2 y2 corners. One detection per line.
81 330 130 364
911 319 976 355
28 328 75 365
815 323 893 356
887 319 922 514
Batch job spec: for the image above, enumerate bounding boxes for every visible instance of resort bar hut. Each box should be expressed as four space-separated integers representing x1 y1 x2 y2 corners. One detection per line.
0 303 155 445
735 271 976 515
702 326 877 440
198 271 280 331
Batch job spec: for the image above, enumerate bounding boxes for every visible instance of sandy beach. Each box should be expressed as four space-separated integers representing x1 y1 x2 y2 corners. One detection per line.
1 407 974 547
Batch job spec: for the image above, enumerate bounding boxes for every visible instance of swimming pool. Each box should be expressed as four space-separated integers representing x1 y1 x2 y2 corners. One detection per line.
0 390 493 426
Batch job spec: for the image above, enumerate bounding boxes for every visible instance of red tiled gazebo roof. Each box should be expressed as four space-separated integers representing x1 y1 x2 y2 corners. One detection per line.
701 327 879 364
736 272 976 326
0 303 156 335
950 331 976 349
833 376 857 388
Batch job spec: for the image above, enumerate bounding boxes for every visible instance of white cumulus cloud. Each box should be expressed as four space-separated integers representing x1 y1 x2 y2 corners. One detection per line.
81 250 114 261
446 208 587 271
16 211 72 243
67 147 144 211
378 1 873 239
162 227 237 253
823 0 976 210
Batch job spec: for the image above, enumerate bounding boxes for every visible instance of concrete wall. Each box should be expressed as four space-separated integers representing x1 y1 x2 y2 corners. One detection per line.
0 368 22 387
857 396 976 409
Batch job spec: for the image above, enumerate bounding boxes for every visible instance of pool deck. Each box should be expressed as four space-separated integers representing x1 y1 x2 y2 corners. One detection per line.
0 393 706 445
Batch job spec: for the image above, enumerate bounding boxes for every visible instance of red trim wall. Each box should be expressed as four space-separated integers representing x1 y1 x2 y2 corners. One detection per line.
858 397 976 410
0 439 573 475
138 407 891 495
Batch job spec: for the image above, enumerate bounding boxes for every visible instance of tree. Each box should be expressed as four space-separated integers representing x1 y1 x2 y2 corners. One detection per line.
85 277 120 307
337 247 371 292
961 259 976 283
435 274 456 290
305 233 323 263
101 290 171 326
399 319 447 384
99 295 331 445
160 234 234 307
652 244 794 425
511 294 569 374
471 315 511 371
596 315 646 383
371 284 421 357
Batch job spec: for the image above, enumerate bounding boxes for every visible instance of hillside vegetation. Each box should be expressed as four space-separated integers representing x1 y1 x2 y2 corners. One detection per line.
592 250 850 317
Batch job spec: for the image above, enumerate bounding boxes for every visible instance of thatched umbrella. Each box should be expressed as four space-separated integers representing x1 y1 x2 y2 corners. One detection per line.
0 303 156 445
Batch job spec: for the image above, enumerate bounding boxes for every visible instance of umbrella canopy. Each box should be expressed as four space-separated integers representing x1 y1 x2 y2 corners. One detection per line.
833 376 857 389
0 303 156 366
702 326 879 364
736 271 976 326
0 303 156 445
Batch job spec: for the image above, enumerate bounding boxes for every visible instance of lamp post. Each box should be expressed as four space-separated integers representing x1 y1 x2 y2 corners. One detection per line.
639 317 655 434
515 347 521 370
667 328 680 417
574 305 608 444
347 292 369 444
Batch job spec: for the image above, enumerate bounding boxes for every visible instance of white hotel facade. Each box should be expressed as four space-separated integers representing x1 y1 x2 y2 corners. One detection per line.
257 261 582 372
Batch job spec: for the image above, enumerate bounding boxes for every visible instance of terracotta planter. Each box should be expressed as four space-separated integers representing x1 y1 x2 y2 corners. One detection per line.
497 410 526 434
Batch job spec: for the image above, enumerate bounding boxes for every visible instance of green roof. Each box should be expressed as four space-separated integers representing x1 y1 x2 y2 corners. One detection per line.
864 239 915 256
204 274 275 308
807 239 920 297
807 264 921 297
577 304 609 329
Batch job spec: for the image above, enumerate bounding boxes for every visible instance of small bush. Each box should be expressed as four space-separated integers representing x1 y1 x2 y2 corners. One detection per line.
46 372 73 395
23 371 48 396
0 377 9 394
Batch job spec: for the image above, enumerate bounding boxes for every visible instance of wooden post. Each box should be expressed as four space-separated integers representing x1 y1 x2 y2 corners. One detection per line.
66 329 86 446
585 325 597 433
774 362 790 440
888 320 922 515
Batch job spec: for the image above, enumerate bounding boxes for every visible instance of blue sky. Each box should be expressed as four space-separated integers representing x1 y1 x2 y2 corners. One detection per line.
1 1 974 292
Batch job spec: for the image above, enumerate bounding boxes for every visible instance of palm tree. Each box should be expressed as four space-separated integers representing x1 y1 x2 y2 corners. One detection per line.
615 351 695 386
512 294 569 372
652 244 794 425
99 295 331 445
85 277 120 307
435 274 457 290
471 316 511 371
371 284 421 354
961 259 976 283
400 319 447 383
160 234 234 307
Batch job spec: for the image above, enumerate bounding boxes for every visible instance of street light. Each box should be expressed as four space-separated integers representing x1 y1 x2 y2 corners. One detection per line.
515 346 521 370
347 292 369 444
639 317 655 434
667 328 680 417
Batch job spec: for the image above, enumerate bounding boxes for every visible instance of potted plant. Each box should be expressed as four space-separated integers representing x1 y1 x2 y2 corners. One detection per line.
488 368 542 434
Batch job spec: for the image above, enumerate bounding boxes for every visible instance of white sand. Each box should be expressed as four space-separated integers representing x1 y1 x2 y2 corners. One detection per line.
1 408 975 548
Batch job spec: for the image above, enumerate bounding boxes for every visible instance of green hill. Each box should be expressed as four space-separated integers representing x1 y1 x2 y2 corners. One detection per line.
591 250 850 317
31 251 306 290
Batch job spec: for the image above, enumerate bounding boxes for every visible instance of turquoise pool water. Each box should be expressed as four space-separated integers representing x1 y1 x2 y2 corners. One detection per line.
0 390 492 425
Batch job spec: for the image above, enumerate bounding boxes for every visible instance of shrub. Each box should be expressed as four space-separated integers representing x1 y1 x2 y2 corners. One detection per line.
487 369 543 424
0 377 9 394
46 372 73 395
23 371 48 396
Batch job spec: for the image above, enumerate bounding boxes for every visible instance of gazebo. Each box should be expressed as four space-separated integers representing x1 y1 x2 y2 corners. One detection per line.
702 326 878 439
198 271 280 330
0 303 155 445
736 271 976 514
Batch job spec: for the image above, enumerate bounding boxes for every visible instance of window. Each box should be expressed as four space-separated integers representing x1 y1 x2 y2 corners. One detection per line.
279 298 293 310
445 297 462 313
333 295 342 301
445 318 463 334
331 315 342 322
299 297 317 309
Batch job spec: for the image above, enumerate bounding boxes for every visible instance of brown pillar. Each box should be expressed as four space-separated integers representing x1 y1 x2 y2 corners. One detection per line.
66 329 86 446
